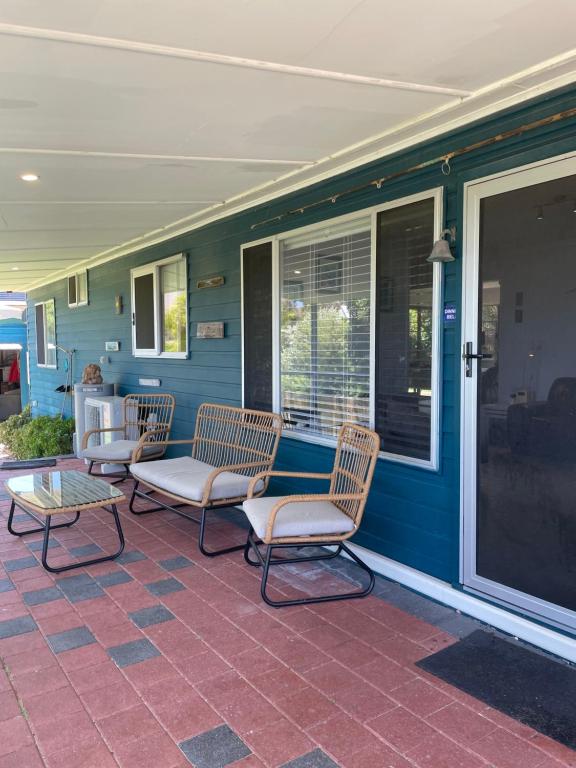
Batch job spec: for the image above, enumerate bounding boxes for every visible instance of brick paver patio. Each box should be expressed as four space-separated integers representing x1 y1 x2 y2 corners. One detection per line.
0 457 574 768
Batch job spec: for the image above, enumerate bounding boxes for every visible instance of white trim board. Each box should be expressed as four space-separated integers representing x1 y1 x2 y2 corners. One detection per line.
347 543 576 664
0 24 469 98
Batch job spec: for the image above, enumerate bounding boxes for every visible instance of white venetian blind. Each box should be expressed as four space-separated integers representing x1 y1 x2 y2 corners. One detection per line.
280 216 372 439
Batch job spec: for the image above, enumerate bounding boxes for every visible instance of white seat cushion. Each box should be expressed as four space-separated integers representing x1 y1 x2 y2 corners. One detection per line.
130 456 263 502
81 440 162 462
242 496 355 540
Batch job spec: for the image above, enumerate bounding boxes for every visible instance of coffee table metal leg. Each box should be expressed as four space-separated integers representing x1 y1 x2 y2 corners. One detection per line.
110 503 126 557
41 503 126 574
7 499 79 537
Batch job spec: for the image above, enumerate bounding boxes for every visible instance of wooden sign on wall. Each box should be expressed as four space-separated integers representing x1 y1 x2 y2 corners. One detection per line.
197 276 225 289
197 322 224 339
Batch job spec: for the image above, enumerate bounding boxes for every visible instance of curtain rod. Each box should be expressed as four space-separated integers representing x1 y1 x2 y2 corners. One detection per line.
250 106 576 231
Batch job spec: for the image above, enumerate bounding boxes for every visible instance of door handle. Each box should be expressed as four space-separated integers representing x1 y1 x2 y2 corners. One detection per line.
463 342 485 377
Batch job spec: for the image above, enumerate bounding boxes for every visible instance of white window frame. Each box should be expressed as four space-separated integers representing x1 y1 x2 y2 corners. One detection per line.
68 270 88 308
35 298 57 369
372 188 443 471
241 187 443 470
130 253 188 359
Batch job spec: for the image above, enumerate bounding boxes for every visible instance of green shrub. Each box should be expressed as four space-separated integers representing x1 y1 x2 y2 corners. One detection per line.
0 406 74 459
0 405 32 453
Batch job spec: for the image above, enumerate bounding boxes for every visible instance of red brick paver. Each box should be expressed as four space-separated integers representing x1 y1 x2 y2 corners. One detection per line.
0 457 572 768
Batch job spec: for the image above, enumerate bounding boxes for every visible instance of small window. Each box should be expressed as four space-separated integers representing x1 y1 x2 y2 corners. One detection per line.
131 254 188 358
68 270 88 307
35 299 57 368
68 276 77 306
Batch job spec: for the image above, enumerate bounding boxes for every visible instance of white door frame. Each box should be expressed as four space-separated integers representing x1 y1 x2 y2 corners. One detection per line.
460 150 576 633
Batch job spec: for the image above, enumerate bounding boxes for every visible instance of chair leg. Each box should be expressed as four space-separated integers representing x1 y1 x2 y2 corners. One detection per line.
244 529 343 567
246 531 375 607
130 486 244 558
87 460 130 485
129 482 190 516
129 481 160 515
244 527 260 566
106 465 131 486
198 507 246 558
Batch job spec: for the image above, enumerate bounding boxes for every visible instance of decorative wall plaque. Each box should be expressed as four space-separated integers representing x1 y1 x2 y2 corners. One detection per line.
197 322 224 339
139 378 161 387
197 276 225 289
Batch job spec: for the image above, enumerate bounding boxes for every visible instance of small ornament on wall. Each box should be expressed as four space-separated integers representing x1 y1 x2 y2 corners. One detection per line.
197 322 224 339
197 276 225 289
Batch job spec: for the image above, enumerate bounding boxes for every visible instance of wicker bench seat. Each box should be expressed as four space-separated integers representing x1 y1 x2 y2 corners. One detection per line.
128 403 283 556
131 456 265 502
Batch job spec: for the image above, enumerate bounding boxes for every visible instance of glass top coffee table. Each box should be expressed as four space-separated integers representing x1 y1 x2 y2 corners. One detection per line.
5 470 126 573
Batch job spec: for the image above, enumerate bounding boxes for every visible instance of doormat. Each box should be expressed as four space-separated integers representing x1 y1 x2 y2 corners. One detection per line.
0 458 57 470
417 629 576 749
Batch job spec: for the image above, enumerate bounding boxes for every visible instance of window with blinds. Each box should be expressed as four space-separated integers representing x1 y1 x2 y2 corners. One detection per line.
241 190 440 466
280 217 372 439
376 198 436 461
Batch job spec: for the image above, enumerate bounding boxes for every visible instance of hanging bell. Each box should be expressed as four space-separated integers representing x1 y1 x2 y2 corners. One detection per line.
427 227 456 263
427 238 455 263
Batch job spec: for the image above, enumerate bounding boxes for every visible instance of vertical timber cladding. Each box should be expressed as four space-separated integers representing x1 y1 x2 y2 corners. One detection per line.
242 242 273 412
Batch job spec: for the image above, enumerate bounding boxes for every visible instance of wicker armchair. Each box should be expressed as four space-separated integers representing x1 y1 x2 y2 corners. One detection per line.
242 422 380 607
81 393 175 482
129 403 283 556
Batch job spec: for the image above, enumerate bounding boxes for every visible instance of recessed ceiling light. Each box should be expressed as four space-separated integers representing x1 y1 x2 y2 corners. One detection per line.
11 266 19 271
20 173 39 182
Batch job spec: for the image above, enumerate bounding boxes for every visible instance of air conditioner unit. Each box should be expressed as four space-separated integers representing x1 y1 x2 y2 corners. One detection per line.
73 382 114 456
83 395 126 475
84 396 125 448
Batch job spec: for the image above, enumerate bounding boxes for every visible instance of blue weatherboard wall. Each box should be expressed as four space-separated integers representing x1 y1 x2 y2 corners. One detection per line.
27 85 576 585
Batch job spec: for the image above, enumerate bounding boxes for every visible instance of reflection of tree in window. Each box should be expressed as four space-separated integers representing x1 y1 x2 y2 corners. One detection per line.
161 262 186 353
481 304 499 364
408 305 432 395
280 224 371 437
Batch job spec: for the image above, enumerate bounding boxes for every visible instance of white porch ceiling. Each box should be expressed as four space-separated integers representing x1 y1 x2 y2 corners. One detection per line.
0 0 575 291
